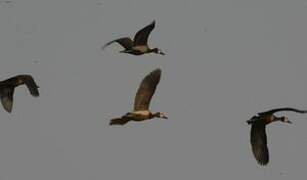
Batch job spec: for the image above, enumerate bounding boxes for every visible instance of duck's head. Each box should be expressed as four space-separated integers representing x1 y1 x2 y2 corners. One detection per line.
153 112 168 119
277 116 292 124
152 48 165 55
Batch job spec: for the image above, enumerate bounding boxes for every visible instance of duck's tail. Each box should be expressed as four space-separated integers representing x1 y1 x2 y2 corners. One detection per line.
109 117 130 126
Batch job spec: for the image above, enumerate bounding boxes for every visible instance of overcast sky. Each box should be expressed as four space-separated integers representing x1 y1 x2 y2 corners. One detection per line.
0 0 307 179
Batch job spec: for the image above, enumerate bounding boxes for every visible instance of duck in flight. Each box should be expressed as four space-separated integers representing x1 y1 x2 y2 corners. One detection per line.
102 20 165 56
110 68 167 125
246 107 307 165
0 75 39 113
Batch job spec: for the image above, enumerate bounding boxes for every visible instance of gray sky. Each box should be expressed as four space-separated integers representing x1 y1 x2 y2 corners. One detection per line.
0 0 307 179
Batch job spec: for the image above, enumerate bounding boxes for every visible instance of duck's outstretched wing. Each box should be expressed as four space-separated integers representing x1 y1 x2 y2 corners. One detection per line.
1 75 39 97
133 21 155 46
259 107 307 115
134 68 161 111
250 123 269 165
102 37 134 50
0 75 39 113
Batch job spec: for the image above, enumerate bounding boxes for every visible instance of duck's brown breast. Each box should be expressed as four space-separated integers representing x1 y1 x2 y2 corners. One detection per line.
132 46 149 53
130 110 152 121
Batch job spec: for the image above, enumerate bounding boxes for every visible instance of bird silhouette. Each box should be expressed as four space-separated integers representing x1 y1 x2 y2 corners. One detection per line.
110 68 167 125
102 21 165 55
0 75 39 113
246 107 307 165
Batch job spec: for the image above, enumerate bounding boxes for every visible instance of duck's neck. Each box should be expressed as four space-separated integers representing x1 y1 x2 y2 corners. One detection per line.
151 112 160 118
273 116 284 122
148 48 158 53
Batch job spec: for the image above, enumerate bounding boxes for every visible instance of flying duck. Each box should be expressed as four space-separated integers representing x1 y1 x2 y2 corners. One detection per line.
102 20 165 55
246 107 307 165
110 68 167 125
0 75 39 113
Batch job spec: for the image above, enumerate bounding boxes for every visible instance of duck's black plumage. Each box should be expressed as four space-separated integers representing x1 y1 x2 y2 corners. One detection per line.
102 37 133 51
133 20 155 46
250 122 269 165
258 107 307 116
0 75 39 113
110 116 131 126
247 107 307 165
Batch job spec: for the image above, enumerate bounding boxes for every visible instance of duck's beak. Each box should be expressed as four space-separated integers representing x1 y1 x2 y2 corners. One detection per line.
161 115 168 119
282 117 292 124
159 51 166 55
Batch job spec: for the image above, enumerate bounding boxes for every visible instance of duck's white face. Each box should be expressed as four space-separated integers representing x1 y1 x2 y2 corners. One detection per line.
281 116 292 124
157 49 165 55
158 112 168 119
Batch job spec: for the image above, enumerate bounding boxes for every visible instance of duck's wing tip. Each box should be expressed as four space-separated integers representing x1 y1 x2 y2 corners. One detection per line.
251 123 269 166
133 21 156 45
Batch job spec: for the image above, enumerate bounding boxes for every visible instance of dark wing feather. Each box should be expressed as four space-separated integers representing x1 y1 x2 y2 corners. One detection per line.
102 37 133 50
250 123 269 165
134 68 161 111
0 87 14 113
109 117 131 126
1 75 39 96
133 21 155 46
8 75 39 97
259 107 307 115
0 75 39 112
21 75 39 97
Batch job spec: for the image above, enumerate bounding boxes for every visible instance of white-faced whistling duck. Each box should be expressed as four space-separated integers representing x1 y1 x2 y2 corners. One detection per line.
0 75 39 113
246 107 307 165
102 20 165 56
109 68 167 125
